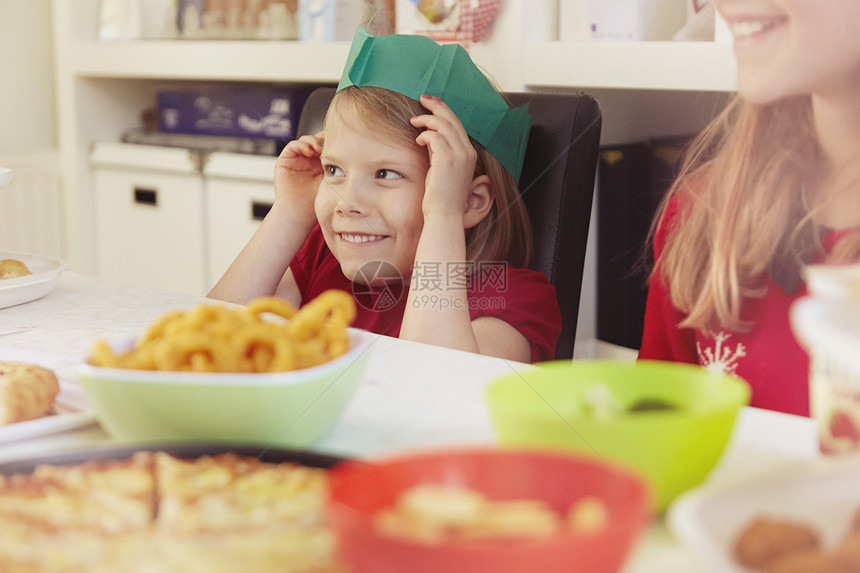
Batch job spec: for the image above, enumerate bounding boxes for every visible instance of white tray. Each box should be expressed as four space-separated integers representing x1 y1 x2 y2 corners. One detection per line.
669 455 860 573
0 347 97 444
0 250 67 309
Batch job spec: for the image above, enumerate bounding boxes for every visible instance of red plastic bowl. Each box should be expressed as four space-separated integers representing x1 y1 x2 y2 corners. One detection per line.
327 448 653 573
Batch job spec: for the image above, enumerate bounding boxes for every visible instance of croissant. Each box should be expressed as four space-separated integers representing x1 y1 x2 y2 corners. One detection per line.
0 362 60 424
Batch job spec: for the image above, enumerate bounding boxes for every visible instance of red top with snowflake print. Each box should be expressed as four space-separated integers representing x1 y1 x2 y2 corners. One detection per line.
638 199 852 417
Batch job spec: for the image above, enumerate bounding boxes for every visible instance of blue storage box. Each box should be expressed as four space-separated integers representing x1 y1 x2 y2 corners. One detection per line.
157 88 311 140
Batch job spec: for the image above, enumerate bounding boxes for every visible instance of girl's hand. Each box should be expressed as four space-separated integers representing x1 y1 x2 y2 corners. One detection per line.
410 95 478 219
273 133 325 229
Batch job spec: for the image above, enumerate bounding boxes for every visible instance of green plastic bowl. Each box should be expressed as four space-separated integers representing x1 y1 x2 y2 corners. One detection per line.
486 360 750 511
77 328 375 448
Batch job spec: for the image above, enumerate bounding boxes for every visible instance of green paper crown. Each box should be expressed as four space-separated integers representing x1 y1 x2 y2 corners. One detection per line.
337 27 532 183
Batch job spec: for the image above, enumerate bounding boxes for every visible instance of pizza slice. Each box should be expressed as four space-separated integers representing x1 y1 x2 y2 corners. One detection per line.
154 451 328 532
0 452 156 570
151 451 341 572
0 451 343 572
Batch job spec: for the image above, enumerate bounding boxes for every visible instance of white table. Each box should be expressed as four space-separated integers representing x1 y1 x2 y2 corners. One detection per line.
0 272 820 572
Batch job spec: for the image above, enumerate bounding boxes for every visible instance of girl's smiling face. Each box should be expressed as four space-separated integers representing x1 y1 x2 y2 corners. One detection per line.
714 0 860 104
315 107 430 286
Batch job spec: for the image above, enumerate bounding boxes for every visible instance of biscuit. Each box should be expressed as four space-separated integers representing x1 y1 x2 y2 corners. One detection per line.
836 531 860 570
763 548 852 573
733 516 820 569
0 362 60 424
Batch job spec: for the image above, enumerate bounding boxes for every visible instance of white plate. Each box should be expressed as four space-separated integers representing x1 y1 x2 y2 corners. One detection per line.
668 456 860 573
0 348 97 444
0 250 67 309
0 381 96 444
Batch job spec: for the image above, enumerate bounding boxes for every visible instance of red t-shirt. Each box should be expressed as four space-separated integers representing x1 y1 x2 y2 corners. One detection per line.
639 199 848 417
290 225 562 362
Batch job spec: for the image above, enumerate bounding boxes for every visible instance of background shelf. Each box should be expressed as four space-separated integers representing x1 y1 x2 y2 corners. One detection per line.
68 40 351 82
524 41 736 91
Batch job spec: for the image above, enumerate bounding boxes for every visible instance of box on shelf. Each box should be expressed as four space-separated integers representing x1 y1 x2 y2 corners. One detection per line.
298 0 362 41
395 0 500 45
396 0 462 43
98 0 177 40
121 128 284 156
99 0 301 40
157 88 310 140
177 0 299 40
297 0 394 42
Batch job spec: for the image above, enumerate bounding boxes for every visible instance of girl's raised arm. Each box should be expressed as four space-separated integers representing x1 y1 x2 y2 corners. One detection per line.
399 96 531 362
207 135 324 306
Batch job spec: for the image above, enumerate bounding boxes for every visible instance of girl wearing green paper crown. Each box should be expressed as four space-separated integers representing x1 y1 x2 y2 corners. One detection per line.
209 27 561 363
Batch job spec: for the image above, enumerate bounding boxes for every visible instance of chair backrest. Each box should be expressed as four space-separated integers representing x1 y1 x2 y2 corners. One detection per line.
297 88 602 359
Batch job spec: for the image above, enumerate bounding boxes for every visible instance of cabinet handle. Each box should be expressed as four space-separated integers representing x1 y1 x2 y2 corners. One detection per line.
133 187 158 206
251 201 273 221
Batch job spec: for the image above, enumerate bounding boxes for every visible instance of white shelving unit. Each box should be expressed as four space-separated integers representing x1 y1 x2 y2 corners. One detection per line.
524 41 736 92
66 41 351 82
51 0 736 354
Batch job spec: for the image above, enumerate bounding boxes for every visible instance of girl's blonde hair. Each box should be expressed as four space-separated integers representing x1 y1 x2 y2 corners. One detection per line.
654 94 860 332
328 86 532 268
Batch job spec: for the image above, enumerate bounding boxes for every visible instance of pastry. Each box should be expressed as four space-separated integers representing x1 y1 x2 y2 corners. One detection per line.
0 259 32 280
0 362 60 424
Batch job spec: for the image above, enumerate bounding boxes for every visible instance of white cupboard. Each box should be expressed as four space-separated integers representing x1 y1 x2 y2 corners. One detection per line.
91 143 278 296
204 152 278 292
91 143 207 295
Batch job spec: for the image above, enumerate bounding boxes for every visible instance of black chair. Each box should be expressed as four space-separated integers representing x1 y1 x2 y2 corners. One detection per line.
297 87 602 360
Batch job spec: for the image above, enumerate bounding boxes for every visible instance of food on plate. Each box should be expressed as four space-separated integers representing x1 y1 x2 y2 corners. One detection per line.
852 507 860 532
733 512 860 573
762 547 851 573
567 495 610 534
89 290 356 373
838 531 860 569
0 259 31 280
582 384 680 418
0 362 60 425
374 483 609 544
733 516 820 569
0 451 341 572
627 397 679 412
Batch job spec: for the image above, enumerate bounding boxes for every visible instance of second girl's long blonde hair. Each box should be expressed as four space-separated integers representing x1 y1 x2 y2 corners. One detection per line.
654 94 860 332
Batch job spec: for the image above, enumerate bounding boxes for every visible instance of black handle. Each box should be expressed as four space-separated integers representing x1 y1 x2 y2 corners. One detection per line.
133 187 158 206
251 201 273 221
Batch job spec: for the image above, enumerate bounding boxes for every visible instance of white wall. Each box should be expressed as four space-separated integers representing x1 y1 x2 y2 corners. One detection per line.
0 0 57 155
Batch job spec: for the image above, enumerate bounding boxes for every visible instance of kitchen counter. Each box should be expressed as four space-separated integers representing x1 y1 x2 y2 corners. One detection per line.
0 272 820 572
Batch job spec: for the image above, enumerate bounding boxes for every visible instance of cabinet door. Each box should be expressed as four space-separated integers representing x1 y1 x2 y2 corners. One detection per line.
205 178 275 291
93 167 207 295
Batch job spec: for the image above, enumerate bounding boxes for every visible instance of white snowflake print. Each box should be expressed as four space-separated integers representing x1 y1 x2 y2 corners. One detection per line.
697 331 747 374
